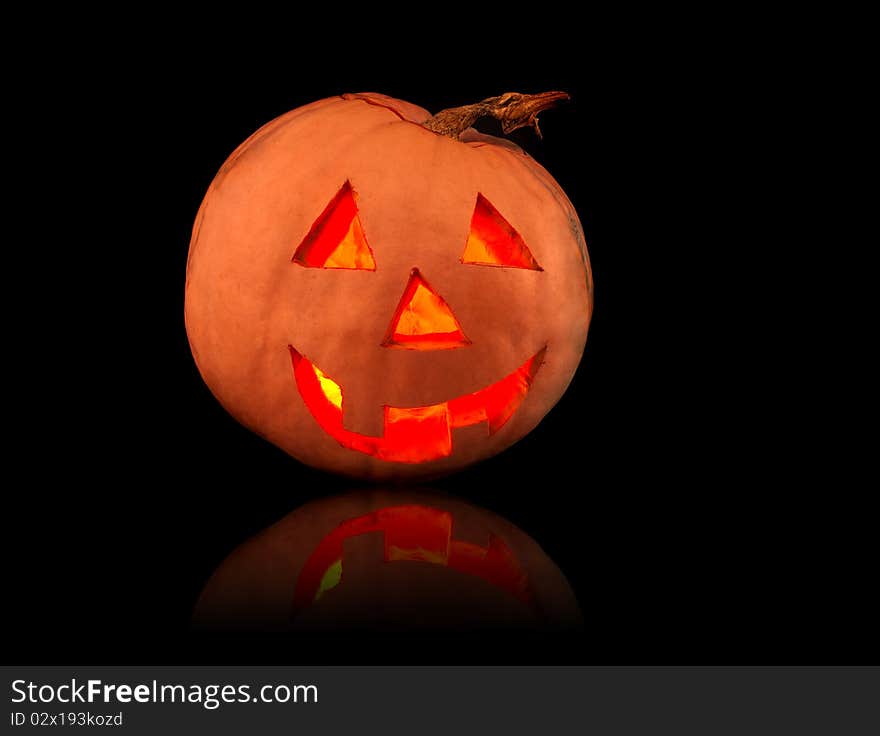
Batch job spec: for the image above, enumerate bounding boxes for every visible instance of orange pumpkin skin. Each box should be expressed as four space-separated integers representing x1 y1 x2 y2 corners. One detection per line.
193 490 583 631
185 93 593 480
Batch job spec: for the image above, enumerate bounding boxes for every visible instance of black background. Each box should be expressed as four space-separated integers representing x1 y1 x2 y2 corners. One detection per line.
7 25 868 665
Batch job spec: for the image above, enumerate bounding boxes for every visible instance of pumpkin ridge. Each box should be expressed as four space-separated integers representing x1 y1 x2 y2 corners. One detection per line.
341 93 407 122
484 143 592 287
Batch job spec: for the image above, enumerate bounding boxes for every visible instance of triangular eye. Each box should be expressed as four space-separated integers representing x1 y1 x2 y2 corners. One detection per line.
293 181 376 270
461 193 542 271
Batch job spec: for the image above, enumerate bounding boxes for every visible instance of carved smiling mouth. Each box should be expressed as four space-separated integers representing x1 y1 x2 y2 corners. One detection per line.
288 346 546 464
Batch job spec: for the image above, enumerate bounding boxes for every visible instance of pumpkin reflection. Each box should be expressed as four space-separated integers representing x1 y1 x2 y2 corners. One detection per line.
193 490 582 631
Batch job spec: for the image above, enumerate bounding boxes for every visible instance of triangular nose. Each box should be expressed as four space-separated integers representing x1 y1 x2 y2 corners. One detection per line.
382 268 470 350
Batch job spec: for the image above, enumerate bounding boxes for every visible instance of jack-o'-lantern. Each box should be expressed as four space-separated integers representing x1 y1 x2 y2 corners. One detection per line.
193 490 582 630
185 92 593 480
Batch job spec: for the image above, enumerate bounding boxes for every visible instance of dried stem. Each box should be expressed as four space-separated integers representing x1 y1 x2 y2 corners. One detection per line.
423 91 570 140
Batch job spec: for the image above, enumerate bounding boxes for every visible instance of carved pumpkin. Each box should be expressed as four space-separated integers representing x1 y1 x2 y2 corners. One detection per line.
185 92 593 480
193 490 582 630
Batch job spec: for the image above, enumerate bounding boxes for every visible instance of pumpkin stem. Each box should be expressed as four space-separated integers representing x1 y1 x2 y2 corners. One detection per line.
423 91 570 140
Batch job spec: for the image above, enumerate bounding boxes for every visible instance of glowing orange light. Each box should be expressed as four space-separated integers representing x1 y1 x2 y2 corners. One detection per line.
289 346 545 463
383 404 452 463
461 193 542 270
382 269 470 350
292 180 376 270
291 505 533 615
448 346 545 435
